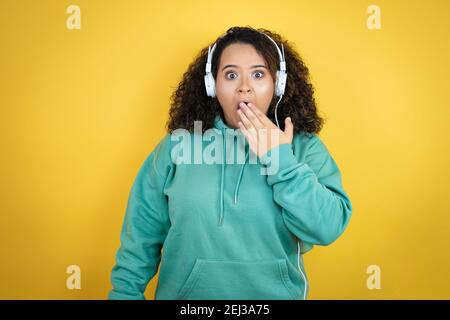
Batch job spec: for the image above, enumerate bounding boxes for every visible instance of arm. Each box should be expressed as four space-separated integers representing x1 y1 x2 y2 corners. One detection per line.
260 135 352 248
108 134 173 299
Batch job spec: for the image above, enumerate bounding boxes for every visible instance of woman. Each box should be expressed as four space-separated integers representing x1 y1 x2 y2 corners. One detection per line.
108 26 352 300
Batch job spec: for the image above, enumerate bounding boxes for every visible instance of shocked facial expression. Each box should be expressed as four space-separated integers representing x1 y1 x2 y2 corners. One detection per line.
215 43 275 129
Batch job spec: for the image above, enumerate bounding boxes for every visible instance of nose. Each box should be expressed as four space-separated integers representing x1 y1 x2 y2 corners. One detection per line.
237 76 252 94
238 88 252 94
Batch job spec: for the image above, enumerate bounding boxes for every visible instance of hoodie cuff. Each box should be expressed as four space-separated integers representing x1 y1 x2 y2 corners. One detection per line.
259 143 298 171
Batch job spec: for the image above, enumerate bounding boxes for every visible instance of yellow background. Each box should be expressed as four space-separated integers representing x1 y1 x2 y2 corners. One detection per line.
1 0 449 299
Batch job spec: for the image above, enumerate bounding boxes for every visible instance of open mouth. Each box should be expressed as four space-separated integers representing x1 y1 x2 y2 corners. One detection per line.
237 101 250 109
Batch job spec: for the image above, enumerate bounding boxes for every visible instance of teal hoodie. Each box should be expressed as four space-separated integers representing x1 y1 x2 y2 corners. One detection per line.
108 114 352 300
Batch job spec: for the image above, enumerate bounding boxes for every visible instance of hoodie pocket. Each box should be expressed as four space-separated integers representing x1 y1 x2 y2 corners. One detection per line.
176 259 299 300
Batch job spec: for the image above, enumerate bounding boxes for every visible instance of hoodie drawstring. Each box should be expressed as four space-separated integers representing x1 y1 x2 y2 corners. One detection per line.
234 151 249 205
218 129 249 226
219 134 226 226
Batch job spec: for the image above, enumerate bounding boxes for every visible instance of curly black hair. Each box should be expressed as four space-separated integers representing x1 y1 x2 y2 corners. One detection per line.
166 26 325 136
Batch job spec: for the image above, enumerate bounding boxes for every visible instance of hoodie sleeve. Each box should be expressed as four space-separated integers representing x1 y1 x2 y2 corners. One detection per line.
259 134 352 250
108 134 174 300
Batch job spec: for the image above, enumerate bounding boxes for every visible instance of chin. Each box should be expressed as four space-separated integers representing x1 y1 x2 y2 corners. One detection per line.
223 114 237 129
228 121 239 129
231 117 241 129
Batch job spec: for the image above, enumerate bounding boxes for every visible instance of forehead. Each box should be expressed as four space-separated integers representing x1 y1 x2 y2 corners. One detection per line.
218 43 266 67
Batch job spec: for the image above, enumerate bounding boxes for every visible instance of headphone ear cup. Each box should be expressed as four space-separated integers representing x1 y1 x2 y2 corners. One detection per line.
277 71 287 96
275 71 281 97
204 73 216 97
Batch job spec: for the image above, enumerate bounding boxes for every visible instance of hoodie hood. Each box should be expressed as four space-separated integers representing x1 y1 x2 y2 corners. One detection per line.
213 114 249 226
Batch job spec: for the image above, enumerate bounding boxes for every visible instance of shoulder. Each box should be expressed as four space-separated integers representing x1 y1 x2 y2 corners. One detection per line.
147 133 173 161
141 133 174 178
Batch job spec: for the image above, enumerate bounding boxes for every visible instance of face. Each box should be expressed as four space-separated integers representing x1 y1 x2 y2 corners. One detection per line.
215 43 275 129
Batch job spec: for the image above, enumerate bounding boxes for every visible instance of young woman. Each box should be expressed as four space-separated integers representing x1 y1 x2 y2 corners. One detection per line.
108 26 353 300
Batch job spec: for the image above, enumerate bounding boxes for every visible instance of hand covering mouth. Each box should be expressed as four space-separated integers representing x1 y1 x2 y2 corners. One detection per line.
237 101 251 109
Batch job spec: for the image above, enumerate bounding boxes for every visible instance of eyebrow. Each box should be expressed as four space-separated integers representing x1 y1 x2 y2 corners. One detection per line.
221 64 267 71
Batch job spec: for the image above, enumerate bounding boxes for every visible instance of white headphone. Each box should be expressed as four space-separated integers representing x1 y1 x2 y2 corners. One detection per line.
204 31 288 128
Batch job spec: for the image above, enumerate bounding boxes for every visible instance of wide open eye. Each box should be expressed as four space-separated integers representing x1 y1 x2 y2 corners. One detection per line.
225 72 238 80
253 71 265 79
